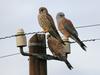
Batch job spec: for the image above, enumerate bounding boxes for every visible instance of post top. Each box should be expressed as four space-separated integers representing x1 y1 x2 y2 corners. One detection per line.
16 28 25 35
16 28 24 33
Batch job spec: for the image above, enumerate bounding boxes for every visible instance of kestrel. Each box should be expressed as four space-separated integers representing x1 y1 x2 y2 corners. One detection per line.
56 12 86 51
38 7 65 44
47 34 73 70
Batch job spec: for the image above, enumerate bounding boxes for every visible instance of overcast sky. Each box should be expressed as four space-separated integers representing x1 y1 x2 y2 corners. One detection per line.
0 0 100 75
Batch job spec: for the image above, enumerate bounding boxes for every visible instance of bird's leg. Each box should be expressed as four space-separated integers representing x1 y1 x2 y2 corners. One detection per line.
65 53 68 59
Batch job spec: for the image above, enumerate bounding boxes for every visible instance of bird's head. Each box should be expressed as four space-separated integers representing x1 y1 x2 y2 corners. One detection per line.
56 12 65 23
39 7 48 14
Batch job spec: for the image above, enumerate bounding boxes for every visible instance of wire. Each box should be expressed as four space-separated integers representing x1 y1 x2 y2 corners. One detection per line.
0 53 20 59
0 32 41 40
70 38 100 43
0 38 100 59
76 24 100 29
0 24 100 40
0 35 16 40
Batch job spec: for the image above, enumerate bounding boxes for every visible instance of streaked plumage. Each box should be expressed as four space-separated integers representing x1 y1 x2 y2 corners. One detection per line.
56 12 86 51
47 34 73 70
38 7 65 44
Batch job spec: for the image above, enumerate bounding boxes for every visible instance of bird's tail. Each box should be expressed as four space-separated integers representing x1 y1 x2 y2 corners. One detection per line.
75 37 87 51
61 56 73 70
49 30 65 45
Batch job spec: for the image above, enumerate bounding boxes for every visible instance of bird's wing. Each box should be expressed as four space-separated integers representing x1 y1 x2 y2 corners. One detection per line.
46 14 65 45
47 37 56 54
64 19 87 51
64 19 78 36
47 14 60 34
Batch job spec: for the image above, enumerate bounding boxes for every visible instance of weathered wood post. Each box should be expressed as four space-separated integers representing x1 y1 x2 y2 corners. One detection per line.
28 34 47 75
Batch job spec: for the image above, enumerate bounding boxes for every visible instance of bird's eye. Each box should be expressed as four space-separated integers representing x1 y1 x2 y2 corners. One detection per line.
60 14 64 17
41 9 44 11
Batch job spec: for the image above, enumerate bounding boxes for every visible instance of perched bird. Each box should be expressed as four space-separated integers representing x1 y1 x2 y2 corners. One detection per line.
47 34 73 70
38 7 65 44
56 12 86 51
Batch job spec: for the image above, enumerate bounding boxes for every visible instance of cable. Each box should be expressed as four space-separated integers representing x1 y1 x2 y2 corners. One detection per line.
0 35 16 40
76 24 100 29
0 38 100 59
70 38 100 43
0 53 20 59
0 32 41 40
0 24 100 40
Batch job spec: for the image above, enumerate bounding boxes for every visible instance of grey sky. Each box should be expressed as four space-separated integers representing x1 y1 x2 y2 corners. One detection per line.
0 0 100 75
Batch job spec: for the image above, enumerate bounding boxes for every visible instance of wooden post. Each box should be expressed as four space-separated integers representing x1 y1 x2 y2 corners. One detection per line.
28 34 47 75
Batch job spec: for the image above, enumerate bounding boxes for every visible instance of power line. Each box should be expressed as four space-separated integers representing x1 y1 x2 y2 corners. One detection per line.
0 53 20 59
0 24 100 40
76 24 100 29
0 32 40 40
70 38 100 43
0 31 44 40
0 38 100 59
